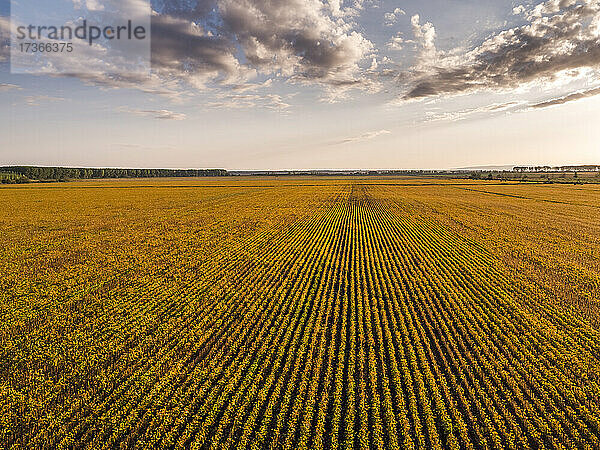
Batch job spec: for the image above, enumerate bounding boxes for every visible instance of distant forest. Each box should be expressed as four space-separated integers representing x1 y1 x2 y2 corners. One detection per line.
1 166 228 182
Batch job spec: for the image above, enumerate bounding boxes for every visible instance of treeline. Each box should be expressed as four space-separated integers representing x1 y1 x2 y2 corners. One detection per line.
514 165 600 172
0 171 30 184
1 166 228 181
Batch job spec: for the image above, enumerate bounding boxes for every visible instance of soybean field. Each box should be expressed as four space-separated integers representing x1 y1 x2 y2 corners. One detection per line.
2 178 600 449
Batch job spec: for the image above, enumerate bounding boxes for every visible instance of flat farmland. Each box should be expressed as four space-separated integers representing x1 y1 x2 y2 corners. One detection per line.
2 178 600 449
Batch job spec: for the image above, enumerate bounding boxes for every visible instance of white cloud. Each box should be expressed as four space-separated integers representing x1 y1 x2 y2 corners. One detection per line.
0 84 22 91
23 95 65 106
330 129 391 145
218 0 374 86
400 0 600 102
117 107 187 120
512 5 527 16
33 0 376 101
387 33 404 50
72 0 105 11
6 0 600 114
384 8 406 26
410 14 437 66
422 101 526 122
204 92 292 111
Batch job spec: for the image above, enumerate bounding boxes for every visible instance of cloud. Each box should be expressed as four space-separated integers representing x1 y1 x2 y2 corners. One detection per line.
14 0 375 101
0 83 22 91
114 143 144 148
10 0 599 113
410 14 437 67
401 0 600 101
530 86 600 107
72 0 105 11
422 101 526 122
330 129 391 145
117 107 187 120
530 0 581 18
513 5 527 15
111 142 176 151
150 13 253 89
58 72 187 102
23 95 65 106
204 92 292 110
218 0 373 85
385 8 406 26
316 75 381 104
387 33 404 51
0 16 9 62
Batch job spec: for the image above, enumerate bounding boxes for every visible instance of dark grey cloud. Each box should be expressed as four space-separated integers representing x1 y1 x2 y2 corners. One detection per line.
153 0 217 17
402 0 600 100
72 0 372 97
0 16 9 62
9 0 598 109
151 14 244 84
530 85 600 107
55 71 186 101
139 0 374 99
141 0 374 91
1 0 372 100
218 0 371 82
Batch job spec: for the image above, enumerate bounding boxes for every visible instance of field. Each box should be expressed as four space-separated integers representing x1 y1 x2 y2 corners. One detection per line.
2 177 600 449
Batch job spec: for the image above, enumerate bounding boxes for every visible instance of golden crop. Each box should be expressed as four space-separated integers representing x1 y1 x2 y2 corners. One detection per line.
1 177 599 449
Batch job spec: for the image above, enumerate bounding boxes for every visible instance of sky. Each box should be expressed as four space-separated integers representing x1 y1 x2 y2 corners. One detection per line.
0 0 599 170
